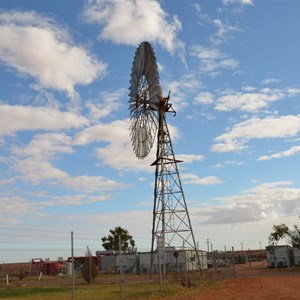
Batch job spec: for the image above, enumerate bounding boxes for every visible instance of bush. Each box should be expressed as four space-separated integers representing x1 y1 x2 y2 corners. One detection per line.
82 248 98 283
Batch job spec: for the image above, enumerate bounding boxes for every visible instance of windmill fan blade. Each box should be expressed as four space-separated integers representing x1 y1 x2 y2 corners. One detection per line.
129 41 160 159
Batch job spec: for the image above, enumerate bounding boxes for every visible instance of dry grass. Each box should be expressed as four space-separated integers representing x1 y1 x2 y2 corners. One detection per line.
0 272 216 300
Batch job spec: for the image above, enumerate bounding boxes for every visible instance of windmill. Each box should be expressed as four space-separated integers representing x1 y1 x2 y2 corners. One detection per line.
129 42 202 280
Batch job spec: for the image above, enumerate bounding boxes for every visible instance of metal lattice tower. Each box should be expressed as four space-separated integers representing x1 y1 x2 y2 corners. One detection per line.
128 42 201 281
150 96 201 280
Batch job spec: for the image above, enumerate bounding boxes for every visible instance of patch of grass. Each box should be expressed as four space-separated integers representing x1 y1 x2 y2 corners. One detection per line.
0 274 217 299
0 286 70 298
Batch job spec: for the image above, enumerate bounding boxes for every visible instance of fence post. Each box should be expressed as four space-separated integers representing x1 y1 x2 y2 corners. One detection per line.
211 244 216 281
71 231 75 300
119 235 124 300
232 247 236 278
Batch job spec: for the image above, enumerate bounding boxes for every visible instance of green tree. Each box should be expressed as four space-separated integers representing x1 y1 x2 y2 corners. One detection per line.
101 226 136 252
268 223 300 248
267 223 290 268
82 247 98 283
288 225 300 248
268 223 290 246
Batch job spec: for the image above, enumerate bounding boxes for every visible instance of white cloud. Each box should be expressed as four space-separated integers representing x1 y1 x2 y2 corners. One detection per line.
61 175 126 192
85 88 126 122
0 11 107 99
212 160 244 168
176 154 205 163
166 73 204 111
42 194 111 206
190 45 239 74
223 0 253 5
198 181 299 225
191 3 201 13
194 92 214 105
258 145 300 161
261 78 280 85
0 196 39 224
211 115 300 153
83 0 184 55
12 132 74 159
13 159 68 184
210 19 242 45
9 130 128 192
0 104 88 136
75 119 199 172
75 119 154 171
215 87 300 112
181 173 222 185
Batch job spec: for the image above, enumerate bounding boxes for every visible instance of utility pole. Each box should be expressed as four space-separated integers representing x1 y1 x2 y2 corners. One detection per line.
207 239 210 253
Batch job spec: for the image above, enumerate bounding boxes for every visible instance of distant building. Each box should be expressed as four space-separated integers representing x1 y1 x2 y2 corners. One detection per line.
96 248 207 275
30 258 66 276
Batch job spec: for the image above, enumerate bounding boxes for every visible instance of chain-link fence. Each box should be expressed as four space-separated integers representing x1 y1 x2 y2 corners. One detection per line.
206 248 268 280
0 227 101 289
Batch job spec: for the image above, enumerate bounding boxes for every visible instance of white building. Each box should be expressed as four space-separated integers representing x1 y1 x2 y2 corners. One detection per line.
97 249 207 275
266 245 293 268
138 248 207 274
292 247 300 266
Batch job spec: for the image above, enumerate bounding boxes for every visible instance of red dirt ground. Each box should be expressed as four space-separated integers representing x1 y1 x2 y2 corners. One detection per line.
151 261 300 300
175 261 300 300
195 275 300 299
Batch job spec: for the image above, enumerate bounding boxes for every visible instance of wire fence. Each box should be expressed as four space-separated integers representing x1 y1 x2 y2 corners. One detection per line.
1 227 299 295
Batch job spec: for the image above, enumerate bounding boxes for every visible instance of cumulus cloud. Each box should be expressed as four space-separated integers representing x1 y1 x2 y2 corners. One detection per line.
194 92 214 105
258 145 300 161
12 132 74 159
210 19 242 45
9 130 128 192
223 0 253 5
83 0 184 56
0 11 107 99
190 45 239 75
211 115 300 153
181 173 222 185
215 87 300 112
199 181 300 224
61 175 127 192
261 78 280 85
12 155 68 184
0 196 38 224
75 119 153 171
176 154 205 163
0 104 88 137
165 73 204 111
75 119 201 172
85 88 126 123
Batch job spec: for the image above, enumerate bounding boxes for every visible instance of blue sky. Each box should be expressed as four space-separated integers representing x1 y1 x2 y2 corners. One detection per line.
1 0 300 253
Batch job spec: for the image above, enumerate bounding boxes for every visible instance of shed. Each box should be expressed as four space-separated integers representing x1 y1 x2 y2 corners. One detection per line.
266 245 293 268
100 253 138 274
293 247 300 266
138 249 207 274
